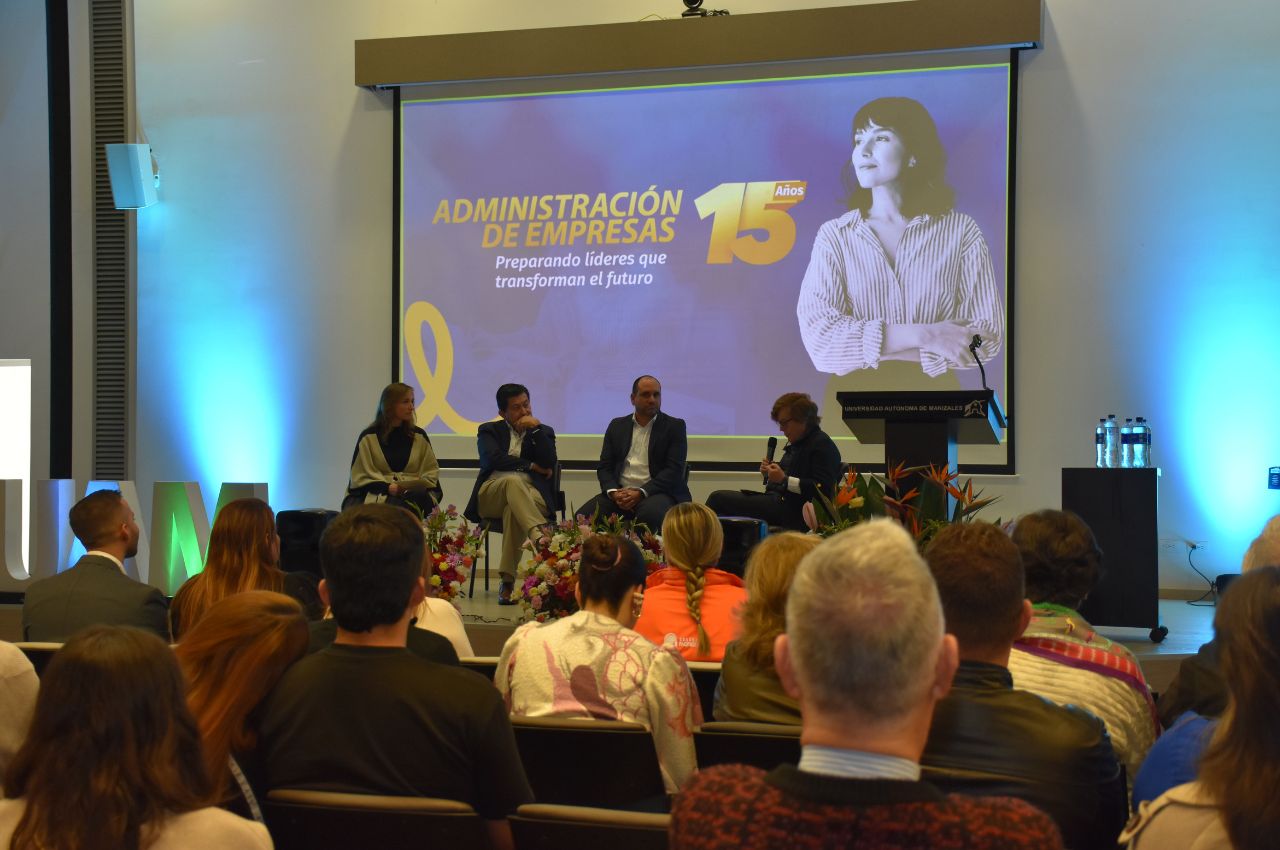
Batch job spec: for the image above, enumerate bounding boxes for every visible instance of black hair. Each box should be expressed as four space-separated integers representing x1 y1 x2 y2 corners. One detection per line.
496 383 529 413
319 504 423 632
577 534 646 611
631 375 659 396
842 96 956 218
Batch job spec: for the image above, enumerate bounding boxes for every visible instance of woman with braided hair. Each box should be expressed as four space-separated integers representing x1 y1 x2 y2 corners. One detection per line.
635 502 747 662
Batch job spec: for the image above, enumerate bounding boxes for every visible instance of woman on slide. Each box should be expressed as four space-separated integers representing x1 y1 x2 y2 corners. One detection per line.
796 96 1003 382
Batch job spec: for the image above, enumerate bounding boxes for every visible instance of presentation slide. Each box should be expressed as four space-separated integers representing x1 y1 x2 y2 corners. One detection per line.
399 62 1011 463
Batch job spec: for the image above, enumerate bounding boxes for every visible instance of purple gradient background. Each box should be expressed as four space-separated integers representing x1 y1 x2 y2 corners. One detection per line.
401 65 1009 435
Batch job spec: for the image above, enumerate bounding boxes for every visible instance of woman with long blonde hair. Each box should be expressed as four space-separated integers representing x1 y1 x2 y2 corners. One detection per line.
169 498 319 639
343 382 441 514
713 531 819 723
0 626 270 849
176 591 308 821
634 502 746 661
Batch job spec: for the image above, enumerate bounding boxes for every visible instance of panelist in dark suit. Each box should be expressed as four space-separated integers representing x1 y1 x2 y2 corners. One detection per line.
464 383 558 603
578 375 691 533
706 392 843 532
22 489 170 642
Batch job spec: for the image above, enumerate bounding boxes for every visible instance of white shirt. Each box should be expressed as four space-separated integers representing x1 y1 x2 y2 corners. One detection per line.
507 426 525 457
412 597 475 658
0 800 272 850
617 415 654 493
798 744 921 781
85 550 125 573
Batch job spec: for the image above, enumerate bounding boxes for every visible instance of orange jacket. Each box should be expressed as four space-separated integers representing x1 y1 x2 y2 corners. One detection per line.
634 567 747 662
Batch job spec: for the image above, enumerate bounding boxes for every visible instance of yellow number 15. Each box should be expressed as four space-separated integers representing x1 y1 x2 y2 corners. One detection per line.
694 180 807 265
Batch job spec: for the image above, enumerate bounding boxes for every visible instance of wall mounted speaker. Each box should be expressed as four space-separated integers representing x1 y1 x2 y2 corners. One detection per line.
105 143 157 209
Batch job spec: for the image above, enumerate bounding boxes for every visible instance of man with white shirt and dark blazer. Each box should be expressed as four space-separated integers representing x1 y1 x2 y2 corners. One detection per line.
21 489 170 642
464 383 558 604
577 375 690 533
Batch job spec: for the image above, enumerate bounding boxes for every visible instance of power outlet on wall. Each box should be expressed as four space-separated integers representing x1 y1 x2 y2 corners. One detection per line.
1188 540 1208 551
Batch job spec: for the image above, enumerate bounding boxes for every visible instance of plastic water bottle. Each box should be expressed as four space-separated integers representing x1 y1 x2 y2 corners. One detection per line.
1133 417 1151 468
1121 418 1134 468
1095 419 1106 467
1103 415 1120 468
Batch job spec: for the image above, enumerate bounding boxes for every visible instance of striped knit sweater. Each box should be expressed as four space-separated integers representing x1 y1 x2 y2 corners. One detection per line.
796 208 1003 377
1008 646 1158 788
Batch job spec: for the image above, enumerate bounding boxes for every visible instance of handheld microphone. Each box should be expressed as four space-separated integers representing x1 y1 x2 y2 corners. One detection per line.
763 436 778 485
969 335 989 391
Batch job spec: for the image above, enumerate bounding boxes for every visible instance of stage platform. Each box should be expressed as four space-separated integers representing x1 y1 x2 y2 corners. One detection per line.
0 596 1215 695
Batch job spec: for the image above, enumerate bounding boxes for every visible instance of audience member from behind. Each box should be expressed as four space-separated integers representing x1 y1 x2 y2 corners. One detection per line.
170 498 321 640
176 591 308 822
0 641 38 776
634 502 746 661
1006 509 1158 783
1134 527 1280 805
258 504 531 850
21 489 169 642
1123 566 1280 850
0 626 270 849
306 508 462 665
343 381 442 513
496 534 701 793
671 520 1062 850
1156 521 1280 727
922 522 1126 849
413 550 476 657
712 532 820 724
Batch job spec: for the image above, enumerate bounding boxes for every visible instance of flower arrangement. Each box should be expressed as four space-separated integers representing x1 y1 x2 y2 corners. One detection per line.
512 517 589 622
512 513 666 622
422 504 484 603
588 511 665 571
808 462 999 550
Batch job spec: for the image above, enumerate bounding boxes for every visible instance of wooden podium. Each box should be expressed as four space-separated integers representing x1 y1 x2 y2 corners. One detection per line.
836 390 1006 487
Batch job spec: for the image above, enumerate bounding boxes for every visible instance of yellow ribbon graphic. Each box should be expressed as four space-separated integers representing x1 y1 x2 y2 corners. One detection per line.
404 300 489 434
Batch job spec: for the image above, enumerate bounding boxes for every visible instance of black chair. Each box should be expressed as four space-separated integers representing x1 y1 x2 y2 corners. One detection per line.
263 789 485 850
276 509 338 578
510 716 667 808
715 516 768 578
684 661 721 724
694 721 801 771
471 463 566 597
511 803 670 850
15 642 61 676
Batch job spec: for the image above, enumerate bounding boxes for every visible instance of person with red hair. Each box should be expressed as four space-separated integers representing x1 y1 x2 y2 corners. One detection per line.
0 625 270 849
176 590 309 821
169 498 320 639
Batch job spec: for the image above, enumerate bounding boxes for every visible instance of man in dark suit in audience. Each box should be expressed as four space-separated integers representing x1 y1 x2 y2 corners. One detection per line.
577 375 690 532
463 383 558 604
671 520 1063 850
259 504 531 850
921 521 1127 850
21 489 169 642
